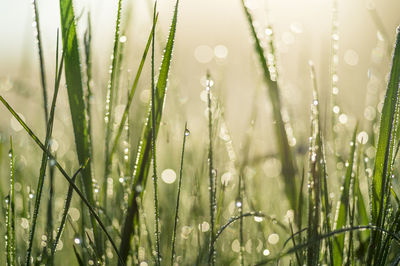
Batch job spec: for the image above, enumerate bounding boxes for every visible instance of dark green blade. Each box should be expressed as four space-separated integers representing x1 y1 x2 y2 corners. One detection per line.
368 26 400 264
58 0 99 253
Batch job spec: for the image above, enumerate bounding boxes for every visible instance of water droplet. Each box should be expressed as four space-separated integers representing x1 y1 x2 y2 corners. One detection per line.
235 200 242 208
184 129 190 136
333 105 340 114
357 131 369 144
74 238 81 244
119 35 127 43
254 216 263 222
135 185 143 193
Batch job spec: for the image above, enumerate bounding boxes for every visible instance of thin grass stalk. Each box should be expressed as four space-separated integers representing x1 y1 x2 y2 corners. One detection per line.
118 2 179 263
25 29 66 266
333 127 358 266
329 0 340 150
150 2 161 264
307 62 323 265
103 0 123 215
45 158 55 265
51 163 86 256
109 15 158 168
310 63 333 264
84 11 94 171
6 137 15 266
0 96 124 265
32 0 49 123
206 73 216 266
170 123 189 265
211 212 265 246
44 30 61 264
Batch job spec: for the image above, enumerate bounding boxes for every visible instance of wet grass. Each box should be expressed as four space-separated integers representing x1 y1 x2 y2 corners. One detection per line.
1 0 400 265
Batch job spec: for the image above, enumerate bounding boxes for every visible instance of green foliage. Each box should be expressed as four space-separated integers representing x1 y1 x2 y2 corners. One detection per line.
2 0 400 265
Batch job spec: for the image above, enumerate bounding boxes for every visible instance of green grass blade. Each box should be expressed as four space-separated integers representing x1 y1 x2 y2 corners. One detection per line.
211 212 265 247
119 1 180 263
0 95 124 265
150 2 162 265
6 137 16 266
307 63 323 265
84 12 94 181
109 15 157 161
103 0 123 214
51 164 85 257
206 73 217 266
332 126 357 266
25 29 65 266
368 26 400 264
73 245 85 266
58 0 99 252
32 0 49 123
171 123 189 265
240 0 297 212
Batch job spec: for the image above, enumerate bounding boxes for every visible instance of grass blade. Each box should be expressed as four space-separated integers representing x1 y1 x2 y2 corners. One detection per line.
51 163 86 257
333 126 357 266
119 1 180 263
25 30 65 266
6 137 16 266
32 0 49 123
206 73 217 266
58 0 99 252
368 26 400 264
150 2 161 264
306 62 325 265
103 0 123 214
240 0 297 212
171 123 189 265
0 95 124 265
109 15 158 162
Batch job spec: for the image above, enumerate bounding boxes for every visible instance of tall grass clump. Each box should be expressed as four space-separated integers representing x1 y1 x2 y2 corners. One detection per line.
2 0 400 265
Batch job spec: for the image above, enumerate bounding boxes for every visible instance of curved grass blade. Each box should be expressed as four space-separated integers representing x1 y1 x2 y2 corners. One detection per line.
368 26 400 264
255 225 400 266
240 0 297 212
171 122 189 265
211 212 265 247
332 126 357 266
58 0 99 252
119 1 180 263
6 137 16 266
0 95 124 265
25 30 65 266
51 162 86 257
